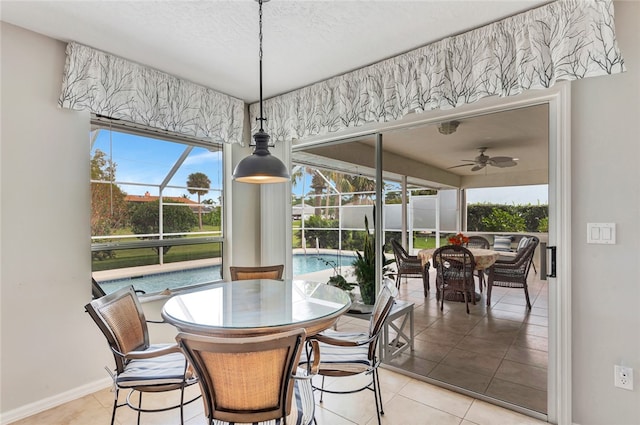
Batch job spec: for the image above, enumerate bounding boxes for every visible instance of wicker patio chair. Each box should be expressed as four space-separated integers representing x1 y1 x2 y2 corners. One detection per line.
465 236 490 291
302 279 397 425
85 286 200 425
466 235 490 249
432 245 477 314
176 328 319 425
390 239 429 296
486 236 539 309
229 264 284 281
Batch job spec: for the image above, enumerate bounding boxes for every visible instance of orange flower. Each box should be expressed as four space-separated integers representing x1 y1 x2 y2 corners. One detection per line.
448 233 469 245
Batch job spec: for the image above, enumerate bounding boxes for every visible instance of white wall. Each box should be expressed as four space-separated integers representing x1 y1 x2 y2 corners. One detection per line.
570 2 640 424
0 20 265 423
0 22 112 419
1 1 639 423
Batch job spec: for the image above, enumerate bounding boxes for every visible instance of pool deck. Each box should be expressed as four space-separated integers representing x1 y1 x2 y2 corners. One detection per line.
93 258 220 281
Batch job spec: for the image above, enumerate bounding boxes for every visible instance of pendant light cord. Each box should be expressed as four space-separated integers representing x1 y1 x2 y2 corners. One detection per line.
257 0 266 132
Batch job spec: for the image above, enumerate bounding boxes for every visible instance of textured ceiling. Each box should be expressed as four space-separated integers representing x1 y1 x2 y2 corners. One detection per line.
1 0 549 102
1 0 552 187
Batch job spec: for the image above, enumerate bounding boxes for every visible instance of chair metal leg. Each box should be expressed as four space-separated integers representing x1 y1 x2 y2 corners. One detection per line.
179 386 185 425
463 290 470 314
319 376 325 403
137 391 142 425
422 264 430 296
524 285 532 310
372 370 382 425
110 388 119 425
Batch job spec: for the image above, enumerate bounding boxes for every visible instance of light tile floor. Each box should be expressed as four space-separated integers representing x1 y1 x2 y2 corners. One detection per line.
14 262 547 424
378 265 548 415
11 367 547 425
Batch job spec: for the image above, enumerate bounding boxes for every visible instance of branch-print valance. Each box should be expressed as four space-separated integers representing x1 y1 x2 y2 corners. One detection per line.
251 0 625 142
59 42 244 145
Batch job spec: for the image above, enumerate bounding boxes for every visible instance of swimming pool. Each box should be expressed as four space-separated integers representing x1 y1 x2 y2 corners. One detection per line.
98 253 356 295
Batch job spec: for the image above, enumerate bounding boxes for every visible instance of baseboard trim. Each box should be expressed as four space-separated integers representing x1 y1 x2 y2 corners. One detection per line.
1 377 112 425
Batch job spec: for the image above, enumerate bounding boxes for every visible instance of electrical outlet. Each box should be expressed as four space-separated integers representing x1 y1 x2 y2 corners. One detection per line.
614 365 634 390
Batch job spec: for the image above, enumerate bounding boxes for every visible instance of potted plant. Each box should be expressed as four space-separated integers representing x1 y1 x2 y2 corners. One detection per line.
352 215 394 305
319 257 356 295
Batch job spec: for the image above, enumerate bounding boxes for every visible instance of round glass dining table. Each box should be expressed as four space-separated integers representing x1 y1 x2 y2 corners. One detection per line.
161 279 352 337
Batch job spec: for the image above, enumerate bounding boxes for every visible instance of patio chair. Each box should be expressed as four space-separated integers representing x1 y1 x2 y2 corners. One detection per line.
85 286 200 425
516 236 538 274
465 236 490 291
302 278 397 425
176 328 319 425
466 235 490 249
486 236 539 309
390 239 429 296
229 264 284 281
432 245 477 314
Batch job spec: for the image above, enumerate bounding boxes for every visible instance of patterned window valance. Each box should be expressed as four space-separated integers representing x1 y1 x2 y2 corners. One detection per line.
59 42 244 145
251 0 625 142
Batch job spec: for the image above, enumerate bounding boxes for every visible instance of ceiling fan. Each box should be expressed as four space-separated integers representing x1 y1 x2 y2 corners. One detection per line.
449 147 518 172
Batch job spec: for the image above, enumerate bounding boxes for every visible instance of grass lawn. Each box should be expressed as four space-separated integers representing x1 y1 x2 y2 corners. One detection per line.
92 225 221 271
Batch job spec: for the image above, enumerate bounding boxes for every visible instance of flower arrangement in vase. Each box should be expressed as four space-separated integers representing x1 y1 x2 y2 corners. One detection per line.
448 232 469 246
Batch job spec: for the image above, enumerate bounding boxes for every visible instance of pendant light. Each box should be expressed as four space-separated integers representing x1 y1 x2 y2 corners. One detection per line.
233 0 289 184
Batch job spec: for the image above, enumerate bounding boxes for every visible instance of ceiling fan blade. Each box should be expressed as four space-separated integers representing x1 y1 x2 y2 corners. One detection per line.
489 156 515 163
489 157 518 168
447 163 475 169
471 164 486 172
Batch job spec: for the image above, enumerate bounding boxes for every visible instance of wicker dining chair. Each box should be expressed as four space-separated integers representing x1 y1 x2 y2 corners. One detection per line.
229 264 284 281
176 328 319 425
465 236 490 292
432 245 477 314
486 236 539 309
390 239 429 296
85 286 200 425
302 279 397 425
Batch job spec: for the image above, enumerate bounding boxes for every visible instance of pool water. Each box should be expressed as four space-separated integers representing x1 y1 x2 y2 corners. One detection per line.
98 253 355 295
292 253 355 275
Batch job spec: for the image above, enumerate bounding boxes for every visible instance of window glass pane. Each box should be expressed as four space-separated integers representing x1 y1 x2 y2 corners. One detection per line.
90 123 224 295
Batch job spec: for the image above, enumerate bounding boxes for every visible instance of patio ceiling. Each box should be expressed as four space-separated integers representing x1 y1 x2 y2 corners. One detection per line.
293 103 549 190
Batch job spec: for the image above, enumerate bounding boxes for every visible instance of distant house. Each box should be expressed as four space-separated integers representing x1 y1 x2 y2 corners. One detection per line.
125 191 206 213
292 204 315 220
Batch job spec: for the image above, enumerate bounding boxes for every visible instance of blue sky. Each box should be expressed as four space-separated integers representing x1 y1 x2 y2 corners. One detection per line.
92 130 223 201
466 185 548 205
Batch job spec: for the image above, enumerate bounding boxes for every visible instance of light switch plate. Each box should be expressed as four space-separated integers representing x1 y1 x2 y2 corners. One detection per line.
587 223 616 244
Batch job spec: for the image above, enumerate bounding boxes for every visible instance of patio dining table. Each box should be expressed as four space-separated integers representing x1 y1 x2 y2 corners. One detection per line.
161 278 352 337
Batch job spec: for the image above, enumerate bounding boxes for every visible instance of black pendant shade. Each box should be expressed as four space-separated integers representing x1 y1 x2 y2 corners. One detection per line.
233 130 289 183
233 0 289 184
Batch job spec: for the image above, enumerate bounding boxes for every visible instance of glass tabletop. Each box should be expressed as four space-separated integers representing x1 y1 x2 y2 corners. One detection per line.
162 279 352 336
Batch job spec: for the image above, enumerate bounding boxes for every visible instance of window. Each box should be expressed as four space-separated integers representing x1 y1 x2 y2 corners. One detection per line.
90 118 224 295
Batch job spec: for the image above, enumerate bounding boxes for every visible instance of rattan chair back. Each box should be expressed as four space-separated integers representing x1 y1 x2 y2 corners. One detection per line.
466 236 490 249
390 239 429 295
230 264 284 281
433 245 477 313
176 328 306 424
86 285 149 373
367 281 396 359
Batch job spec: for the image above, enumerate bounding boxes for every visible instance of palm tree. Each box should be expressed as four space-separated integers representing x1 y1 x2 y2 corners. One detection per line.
186 172 211 229
342 174 376 204
310 173 326 216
